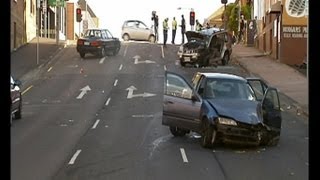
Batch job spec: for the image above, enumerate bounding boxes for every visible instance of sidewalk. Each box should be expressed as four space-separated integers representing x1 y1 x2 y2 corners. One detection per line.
231 44 309 116
10 37 65 81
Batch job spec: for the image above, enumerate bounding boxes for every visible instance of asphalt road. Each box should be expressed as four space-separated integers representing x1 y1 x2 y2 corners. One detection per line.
11 42 308 180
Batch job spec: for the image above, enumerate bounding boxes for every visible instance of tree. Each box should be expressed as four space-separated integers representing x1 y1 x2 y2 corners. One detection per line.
224 3 251 36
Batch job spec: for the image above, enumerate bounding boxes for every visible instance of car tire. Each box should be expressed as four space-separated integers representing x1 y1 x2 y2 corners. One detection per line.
180 60 186 67
221 52 229 65
113 47 120 56
123 34 130 41
80 52 85 58
149 36 156 43
169 126 187 137
201 119 215 148
100 48 106 58
14 100 22 119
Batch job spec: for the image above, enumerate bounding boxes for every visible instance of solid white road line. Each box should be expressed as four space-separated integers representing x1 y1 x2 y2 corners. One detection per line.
92 119 100 129
99 57 106 64
119 64 123 71
180 148 189 163
22 85 34 95
161 45 164 59
164 65 167 71
114 79 118 86
68 150 82 165
105 98 111 106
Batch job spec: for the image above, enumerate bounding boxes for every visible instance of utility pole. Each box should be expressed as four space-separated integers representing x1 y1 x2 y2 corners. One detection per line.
36 0 40 65
56 6 60 45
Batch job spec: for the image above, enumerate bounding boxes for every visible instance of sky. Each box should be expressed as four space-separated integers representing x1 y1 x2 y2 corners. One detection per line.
88 0 235 43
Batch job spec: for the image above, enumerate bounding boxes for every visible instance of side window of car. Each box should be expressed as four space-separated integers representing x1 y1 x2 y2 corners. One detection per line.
166 74 193 99
263 89 280 110
101 31 107 39
197 77 206 98
106 30 113 39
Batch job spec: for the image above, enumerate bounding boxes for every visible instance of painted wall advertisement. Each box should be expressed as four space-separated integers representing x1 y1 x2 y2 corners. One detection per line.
283 25 307 38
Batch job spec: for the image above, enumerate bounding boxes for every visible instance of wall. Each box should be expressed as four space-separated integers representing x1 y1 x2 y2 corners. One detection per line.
11 0 25 51
280 0 307 65
25 0 37 42
66 3 75 40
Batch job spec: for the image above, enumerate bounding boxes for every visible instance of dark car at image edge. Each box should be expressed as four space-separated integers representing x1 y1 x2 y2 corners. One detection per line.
11 76 22 125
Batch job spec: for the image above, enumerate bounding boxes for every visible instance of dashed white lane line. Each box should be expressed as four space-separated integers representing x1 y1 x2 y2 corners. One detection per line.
105 98 111 106
99 57 106 64
47 66 53 72
22 85 34 95
119 64 123 71
180 148 189 163
114 79 118 86
161 45 164 58
164 65 167 71
92 119 100 129
68 150 81 165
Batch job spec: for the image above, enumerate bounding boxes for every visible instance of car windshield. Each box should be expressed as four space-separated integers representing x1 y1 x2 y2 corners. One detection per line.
205 78 256 100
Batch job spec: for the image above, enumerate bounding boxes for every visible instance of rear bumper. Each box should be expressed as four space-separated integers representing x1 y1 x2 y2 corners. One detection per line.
76 45 102 54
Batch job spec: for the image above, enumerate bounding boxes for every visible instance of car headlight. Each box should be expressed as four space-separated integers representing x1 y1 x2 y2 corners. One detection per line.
217 117 237 126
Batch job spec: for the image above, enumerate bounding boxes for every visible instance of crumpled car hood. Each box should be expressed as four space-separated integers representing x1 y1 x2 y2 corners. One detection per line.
207 99 261 124
186 31 207 42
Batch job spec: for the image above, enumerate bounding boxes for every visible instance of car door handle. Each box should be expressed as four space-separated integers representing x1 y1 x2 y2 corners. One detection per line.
164 101 174 104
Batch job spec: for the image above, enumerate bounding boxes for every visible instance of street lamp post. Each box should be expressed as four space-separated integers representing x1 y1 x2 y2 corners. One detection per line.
221 0 228 30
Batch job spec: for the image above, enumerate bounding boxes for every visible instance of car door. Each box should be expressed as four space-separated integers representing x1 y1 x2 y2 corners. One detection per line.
247 78 268 101
136 21 150 40
261 87 282 129
104 30 116 51
11 76 20 110
162 72 202 132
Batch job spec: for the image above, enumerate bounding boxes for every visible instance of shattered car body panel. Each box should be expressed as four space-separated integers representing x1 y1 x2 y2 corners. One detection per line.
177 28 233 67
162 71 282 148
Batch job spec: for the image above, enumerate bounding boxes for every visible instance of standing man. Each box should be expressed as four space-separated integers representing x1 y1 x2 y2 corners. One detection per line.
171 17 177 44
151 11 159 42
180 14 186 44
163 18 169 47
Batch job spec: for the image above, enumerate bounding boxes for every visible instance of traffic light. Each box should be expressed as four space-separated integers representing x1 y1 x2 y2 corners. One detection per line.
190 11 195 26
76 8 82 22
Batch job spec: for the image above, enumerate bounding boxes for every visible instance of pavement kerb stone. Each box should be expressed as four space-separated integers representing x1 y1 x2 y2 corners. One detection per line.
232 55 309 117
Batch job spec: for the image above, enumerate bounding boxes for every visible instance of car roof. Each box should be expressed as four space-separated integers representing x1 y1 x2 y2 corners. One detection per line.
198 72 246 81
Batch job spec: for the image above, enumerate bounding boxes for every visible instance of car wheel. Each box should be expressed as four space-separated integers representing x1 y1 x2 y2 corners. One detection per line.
113 47 120 56
169 126 187 137
80 52 85 58
201 120 215 148
123 34 130 41
149 36 156 43
221 52 229 65
180 60 186 67
14 101 22 119
100 48 106 58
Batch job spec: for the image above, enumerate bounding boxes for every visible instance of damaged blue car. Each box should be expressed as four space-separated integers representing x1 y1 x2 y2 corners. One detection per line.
162 71 282 148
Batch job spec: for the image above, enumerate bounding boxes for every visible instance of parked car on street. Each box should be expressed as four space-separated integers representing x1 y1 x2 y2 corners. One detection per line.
162 71 282 148
177 28 233 67
121 20 156 43
76 28 121 58
11 76 22 125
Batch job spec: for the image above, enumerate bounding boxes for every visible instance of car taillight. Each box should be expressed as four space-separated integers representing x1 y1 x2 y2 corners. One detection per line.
77 39 84 45
91 41 101 47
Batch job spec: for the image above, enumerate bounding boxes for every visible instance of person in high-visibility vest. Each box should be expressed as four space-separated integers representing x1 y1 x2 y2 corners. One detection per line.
163 18 169 46
196 19 203 31
171 17 177 44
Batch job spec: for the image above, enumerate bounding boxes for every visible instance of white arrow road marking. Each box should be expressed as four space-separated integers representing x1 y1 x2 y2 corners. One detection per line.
126 86 156 99
99 57 106 64
133 55 155 64
164 65 167 71
68 150 81 165
180 148 189 163
76 85 91 99
119 64 123 71
161 46 164 58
